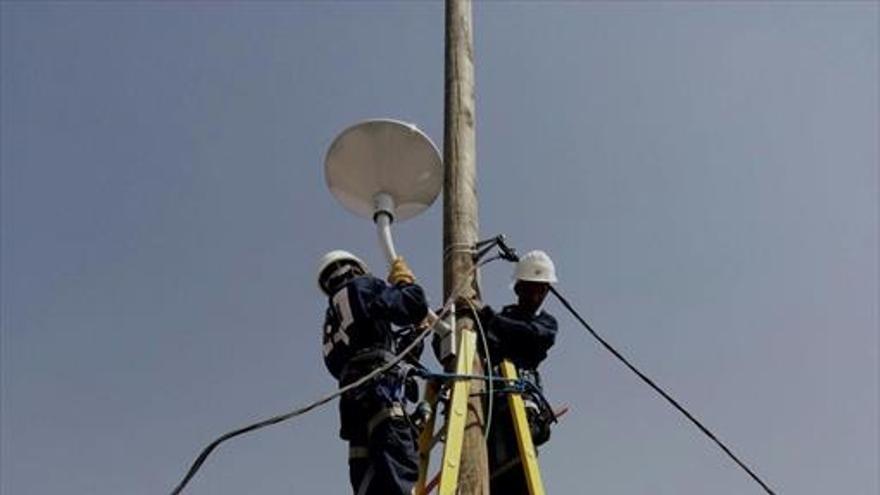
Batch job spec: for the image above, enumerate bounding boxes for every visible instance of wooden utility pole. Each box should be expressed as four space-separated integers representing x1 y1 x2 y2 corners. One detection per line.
443 0 489 493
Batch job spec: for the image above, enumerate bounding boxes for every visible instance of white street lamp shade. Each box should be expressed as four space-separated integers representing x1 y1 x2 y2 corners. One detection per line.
325 119 443 222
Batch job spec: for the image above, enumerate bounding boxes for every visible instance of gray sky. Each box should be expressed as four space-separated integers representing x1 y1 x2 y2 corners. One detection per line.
1 2 877 494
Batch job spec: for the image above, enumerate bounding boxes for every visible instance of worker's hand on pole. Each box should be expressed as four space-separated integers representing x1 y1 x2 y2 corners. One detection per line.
388 256 416 285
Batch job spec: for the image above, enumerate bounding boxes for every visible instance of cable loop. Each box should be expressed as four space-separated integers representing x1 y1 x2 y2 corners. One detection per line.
170 262 488 495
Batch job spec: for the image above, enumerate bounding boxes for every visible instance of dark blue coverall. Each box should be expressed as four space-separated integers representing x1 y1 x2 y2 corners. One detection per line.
323 275 429 495
479 304 558 495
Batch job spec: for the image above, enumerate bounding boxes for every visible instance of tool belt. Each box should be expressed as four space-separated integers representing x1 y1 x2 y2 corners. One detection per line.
339 347 420 412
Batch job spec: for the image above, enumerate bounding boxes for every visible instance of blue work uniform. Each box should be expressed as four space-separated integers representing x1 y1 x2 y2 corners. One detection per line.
479 304 558 495
323 275 428 495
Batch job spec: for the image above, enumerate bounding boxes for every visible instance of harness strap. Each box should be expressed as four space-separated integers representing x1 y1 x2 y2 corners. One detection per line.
349 445 369 460
367 403 405 437
340 348 397 384
490 456 522 481
356 465 376 495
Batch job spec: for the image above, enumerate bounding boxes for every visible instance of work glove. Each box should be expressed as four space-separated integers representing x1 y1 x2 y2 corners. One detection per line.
388 256 416 285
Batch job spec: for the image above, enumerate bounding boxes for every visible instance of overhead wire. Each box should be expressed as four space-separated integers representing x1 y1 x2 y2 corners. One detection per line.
465 297 493 441
170 324 432 495
548 286 777 495
170 263 485 495
471 253 505 442
171 237 777 494
484 235 776 493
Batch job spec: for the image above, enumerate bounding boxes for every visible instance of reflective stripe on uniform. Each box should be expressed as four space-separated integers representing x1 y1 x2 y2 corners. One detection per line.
367 403 405 437
349 445 369 460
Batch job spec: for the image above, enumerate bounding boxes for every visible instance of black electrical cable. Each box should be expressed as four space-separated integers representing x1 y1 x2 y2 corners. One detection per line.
466 297 495 441
169 261 491 494
169 324 433 495
549 286 777 495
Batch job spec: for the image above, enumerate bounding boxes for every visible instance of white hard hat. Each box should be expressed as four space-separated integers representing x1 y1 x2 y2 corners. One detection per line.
513 250 557 284
317 250 368 292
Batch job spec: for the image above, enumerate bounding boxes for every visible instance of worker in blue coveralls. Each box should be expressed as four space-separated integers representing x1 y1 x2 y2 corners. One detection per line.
317 250 428 495
477 250 559 495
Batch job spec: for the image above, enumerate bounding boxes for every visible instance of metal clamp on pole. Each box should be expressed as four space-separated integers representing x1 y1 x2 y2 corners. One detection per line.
432 303 457 363
474 234 520 263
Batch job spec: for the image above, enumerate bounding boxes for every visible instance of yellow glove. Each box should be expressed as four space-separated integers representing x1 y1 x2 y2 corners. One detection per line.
388 256 416 285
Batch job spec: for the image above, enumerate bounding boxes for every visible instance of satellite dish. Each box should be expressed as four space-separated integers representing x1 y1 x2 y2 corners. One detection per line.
325 119 443 222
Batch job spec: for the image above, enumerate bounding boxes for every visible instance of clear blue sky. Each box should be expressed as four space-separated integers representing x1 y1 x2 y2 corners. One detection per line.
2 2 877 494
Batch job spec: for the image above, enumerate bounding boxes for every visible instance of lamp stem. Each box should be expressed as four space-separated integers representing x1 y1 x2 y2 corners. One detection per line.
375 212 398 265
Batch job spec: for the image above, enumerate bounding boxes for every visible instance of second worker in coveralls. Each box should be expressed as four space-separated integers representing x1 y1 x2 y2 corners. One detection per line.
478 250 560 494
317 250 429 495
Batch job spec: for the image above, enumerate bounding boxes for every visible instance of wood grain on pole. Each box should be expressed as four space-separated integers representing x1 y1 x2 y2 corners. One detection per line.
443 0 489 493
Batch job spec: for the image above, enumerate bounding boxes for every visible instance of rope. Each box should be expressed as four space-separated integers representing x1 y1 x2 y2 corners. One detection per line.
419 371 514 385
443 242 476 264
169 265 482 495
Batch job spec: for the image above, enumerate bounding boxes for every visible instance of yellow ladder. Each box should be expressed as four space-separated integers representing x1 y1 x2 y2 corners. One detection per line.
415 330 546 494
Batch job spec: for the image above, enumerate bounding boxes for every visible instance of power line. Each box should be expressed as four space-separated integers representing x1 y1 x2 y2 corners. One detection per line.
170 324 433 495
170 264 485 495
170 243 778 494
549 286 777 495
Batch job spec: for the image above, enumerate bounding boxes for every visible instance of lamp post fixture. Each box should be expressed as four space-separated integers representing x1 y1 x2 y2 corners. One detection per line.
324 118 443 265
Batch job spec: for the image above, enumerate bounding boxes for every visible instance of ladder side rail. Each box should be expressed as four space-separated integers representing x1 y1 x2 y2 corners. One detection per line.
499 360 546 495
437 330 478 495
